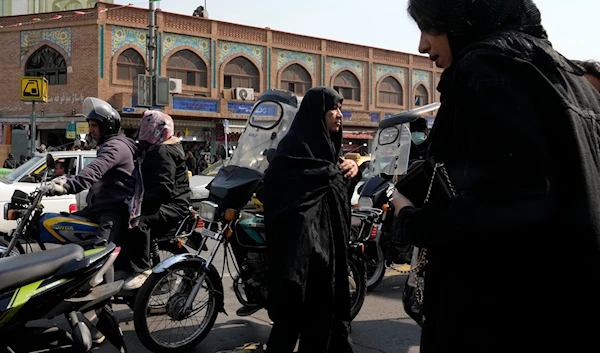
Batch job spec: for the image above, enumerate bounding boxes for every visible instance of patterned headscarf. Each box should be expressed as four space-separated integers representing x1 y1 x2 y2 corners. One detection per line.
137 110 175 145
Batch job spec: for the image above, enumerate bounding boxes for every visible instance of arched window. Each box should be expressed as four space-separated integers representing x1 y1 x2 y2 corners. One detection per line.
280 64 311 96
224 57 259 90
117 49 145 81
167 50 208 87
334 70 360 101
414 84 429 107
25 45 67 85
379 76 403 105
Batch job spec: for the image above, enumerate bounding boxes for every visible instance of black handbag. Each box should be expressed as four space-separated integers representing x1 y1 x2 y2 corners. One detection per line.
394 158 457 326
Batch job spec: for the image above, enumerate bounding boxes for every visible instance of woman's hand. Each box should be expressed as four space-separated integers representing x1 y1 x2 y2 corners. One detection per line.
392 189 414 216
339 158 359 179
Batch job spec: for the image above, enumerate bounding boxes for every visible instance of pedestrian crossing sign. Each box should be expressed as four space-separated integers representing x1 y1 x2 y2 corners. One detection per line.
20 76 48 102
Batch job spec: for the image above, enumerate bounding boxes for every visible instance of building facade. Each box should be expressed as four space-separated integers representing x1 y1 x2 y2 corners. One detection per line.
0 0 113 17
0 2 441 156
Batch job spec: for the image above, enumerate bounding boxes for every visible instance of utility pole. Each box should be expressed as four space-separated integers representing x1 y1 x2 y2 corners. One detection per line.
147 0 158 79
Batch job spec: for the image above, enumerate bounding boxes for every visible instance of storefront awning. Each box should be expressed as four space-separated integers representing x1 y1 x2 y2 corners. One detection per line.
0 116 86 129
343 132 374 140
121 118 217 130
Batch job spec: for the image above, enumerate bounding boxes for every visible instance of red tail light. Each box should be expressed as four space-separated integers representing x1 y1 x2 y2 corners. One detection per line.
370 225 378 239
69 204 78 213
196 218 204 229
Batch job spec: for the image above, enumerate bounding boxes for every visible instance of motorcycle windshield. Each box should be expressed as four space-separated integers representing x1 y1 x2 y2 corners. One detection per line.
227 98 298 174
370 124 411 177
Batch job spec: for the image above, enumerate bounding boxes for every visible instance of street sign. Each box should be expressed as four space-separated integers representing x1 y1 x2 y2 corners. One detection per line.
137 74 153 107
20 76 48 102
223 119 230 133
66 121 77 139
123 107 135 113
76 122 88 135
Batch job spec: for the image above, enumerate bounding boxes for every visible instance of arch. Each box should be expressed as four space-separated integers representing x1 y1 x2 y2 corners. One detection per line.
21 41 71 68
332 69 361 101
25 45 68 85
166 49 208 88
52 0 82 11
115 47 146 81
279 63 313 96
414 83 430 107
222 55 260 91
377 75 404 106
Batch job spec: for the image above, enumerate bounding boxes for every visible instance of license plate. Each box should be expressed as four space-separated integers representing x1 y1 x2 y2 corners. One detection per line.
200 227 220 240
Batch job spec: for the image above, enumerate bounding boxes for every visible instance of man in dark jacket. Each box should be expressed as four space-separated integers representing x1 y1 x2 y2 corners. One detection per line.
43 97 137 246
3 153 16 169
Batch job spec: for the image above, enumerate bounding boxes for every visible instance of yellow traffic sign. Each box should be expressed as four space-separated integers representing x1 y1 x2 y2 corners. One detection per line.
20 76 48 102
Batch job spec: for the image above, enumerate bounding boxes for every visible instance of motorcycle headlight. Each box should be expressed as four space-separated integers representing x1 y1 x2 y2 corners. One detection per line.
358 196 373 209
199 201 219 222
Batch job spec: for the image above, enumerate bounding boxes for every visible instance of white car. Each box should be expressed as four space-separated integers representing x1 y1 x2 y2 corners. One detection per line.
0 151 97 234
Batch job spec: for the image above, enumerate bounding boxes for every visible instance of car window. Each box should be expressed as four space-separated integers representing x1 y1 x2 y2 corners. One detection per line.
3 156 43 182
19 156 77 183
83 157 95 168
201 160 223 176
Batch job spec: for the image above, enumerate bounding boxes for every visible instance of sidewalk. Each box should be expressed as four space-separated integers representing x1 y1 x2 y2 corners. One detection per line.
216 343 265 352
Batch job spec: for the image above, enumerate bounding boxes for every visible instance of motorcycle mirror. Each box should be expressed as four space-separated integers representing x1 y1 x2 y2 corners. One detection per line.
46 154 56 170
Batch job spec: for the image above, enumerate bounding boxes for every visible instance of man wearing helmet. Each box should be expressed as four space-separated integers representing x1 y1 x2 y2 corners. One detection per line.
43 97 138 249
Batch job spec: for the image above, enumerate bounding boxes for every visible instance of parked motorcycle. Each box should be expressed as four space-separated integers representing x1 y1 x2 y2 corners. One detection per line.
0 153 201 306
354 103 441 291
133 90 368 353
0 241 127 352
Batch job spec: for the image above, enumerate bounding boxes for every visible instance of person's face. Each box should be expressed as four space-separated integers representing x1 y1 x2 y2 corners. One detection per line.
584 74 600 93
418 32 453 69
325 103 343 132
88 121 101 142
55 164 65 176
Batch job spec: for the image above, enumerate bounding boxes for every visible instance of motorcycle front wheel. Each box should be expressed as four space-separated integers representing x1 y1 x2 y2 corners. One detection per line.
366 243 386 291
348 257 367 321
133 262 221 353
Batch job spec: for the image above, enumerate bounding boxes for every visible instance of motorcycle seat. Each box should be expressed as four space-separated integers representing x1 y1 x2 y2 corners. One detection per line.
0 244 84 294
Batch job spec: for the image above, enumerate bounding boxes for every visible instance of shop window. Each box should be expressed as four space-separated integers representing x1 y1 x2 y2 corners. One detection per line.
414 84 429 107
224 57 259 90
167 50 208 87
379 76 403 105
334 70 361 101
25 45 67 85
280 64 311 96
117 49 145 81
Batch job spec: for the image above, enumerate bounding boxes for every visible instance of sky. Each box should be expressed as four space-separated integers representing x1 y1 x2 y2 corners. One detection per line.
114 0 599 62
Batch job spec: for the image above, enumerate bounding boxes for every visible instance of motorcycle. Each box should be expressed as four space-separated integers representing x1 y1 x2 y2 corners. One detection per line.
353 103 441 291
0 241 128 352
133 89 368 353
0 153 202 306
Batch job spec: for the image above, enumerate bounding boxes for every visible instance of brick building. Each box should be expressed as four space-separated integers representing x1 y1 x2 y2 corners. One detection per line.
0 2 442 156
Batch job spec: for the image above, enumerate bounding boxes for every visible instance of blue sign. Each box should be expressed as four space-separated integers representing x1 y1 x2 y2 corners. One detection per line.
227 102 255 115
369 112 380 123
425 117 435 128
173 97 219 113
342 111 352 120
123 107 135 113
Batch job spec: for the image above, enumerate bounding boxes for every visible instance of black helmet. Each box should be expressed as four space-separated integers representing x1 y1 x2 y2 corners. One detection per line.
82 97 121 138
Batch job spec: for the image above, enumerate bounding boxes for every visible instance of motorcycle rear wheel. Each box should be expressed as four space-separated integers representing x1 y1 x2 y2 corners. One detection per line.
366 243 385 291
0 237 23 257
133 261 220 353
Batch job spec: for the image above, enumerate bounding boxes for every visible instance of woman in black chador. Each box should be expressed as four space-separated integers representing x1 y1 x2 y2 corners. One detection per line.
263 87 361 353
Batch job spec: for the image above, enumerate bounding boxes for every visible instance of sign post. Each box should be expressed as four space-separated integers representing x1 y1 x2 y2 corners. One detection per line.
223 119 229 160
20 77 48 157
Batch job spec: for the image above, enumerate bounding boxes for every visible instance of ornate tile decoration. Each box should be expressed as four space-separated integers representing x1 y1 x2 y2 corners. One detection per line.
219 41 264 68
162 33 211 60
276 50 315 73
112 26 147 55
375 64 407 83
330 57 363 78
21 27 72 61
412 69 431 88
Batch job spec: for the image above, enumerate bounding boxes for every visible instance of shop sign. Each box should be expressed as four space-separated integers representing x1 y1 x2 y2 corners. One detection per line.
65 121 76 139
369 112 380 123
172 97 219 113
76 122 88 135
342 111 352 120
227 102 254 115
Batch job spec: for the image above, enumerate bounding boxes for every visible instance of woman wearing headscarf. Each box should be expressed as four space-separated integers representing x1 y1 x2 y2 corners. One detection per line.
391 0 600 352
263 87 360 352
123 110 191 290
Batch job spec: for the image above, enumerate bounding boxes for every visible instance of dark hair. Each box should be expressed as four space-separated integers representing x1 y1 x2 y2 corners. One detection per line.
573 60 600 81
407 0 447 35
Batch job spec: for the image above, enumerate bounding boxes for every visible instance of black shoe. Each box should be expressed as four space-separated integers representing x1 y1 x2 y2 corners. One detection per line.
236 305 262 317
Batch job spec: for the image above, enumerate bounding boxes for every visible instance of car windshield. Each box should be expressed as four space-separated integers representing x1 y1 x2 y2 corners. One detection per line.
2 156 43 182
201 160 223 176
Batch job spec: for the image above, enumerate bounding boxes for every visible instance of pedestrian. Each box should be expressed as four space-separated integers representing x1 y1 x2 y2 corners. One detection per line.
391 0 600 352
573 60 600 93
262 87 361 353
185 151 196 176
192 5 208 18
3 153 16 169
197 154 208 174
408 117 430 162
17 155 27 167
37 144 46 153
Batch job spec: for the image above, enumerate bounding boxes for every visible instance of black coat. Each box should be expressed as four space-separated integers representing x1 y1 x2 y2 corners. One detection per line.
397 3 600 352
263 87 359 352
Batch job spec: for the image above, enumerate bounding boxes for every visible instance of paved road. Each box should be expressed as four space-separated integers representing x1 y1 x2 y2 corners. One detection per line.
89 243 421 353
